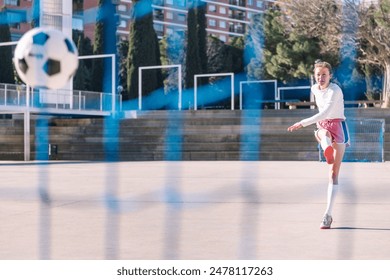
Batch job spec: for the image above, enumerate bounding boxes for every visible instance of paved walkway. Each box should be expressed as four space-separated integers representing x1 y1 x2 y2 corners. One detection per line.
1 161 389 260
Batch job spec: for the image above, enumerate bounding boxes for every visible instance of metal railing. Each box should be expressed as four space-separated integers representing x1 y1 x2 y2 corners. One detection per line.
0 83 120 115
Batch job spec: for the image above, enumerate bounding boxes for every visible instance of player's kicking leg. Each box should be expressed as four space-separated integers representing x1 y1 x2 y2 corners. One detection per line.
315 129 334 164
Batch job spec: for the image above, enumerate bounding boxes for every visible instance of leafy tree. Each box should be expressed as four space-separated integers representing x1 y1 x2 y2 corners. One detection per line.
283 0 372 100
245 8 322 83
284 0 342 63
357 0 390 107
230 36 245 50
272 32 321 80
359 63 382 100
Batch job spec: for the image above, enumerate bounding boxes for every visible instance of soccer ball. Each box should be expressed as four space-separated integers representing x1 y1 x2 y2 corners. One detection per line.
13 27 79 89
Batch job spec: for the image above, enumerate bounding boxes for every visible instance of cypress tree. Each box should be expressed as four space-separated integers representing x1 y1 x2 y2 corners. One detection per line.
207 36 243 75
126 0 163 102
118 40 129 95
91 0 117 93
0 9 14 84
196 0 208 85
91 2 104 92
31 0 40 27
184 4 201 89
73 32 92 90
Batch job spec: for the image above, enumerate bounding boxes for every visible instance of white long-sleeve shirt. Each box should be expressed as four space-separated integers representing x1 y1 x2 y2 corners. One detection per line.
300 82 346 127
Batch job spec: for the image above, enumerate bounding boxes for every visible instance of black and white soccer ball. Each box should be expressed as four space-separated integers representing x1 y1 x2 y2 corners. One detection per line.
13 27 79 89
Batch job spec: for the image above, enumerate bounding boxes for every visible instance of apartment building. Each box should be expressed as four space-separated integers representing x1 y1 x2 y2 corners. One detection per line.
1 0 277 43
139 0 274 43
0 0 33 40
83 0 273 43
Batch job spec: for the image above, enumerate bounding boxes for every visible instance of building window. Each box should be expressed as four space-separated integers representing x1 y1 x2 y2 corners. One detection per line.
154 9 164 20
247 0 253 5
177 0 186 7
118 4 127 12
236 23 245 33
178 14 186 22
219 7 226 14
229 23 234 32
209 5 216 12
166 12 173 20
209 19 216 27
119 20 127 28
154 24 164 32
219 35 227 42
166 28 173 35
5 0 19 5
10 22 21 30
219 21 226 29
72 18 83 31
153 0 164 5
256 1 263 8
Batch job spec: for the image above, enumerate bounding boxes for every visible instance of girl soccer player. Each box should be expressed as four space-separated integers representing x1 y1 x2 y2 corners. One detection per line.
287 60 350 229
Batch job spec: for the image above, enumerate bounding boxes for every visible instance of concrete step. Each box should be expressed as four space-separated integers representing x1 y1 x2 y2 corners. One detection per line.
1 108 389 161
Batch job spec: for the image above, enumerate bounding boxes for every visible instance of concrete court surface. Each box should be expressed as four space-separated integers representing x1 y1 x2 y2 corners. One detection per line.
0 160 390 260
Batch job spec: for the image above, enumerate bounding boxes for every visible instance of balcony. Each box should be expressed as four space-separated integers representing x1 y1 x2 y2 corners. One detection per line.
229 12 245 20
229 0 246 7
5 0 20 6
153 10 164 21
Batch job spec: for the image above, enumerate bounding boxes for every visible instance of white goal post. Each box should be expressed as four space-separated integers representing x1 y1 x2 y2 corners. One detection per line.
79 54 116 113
138 64 182 110
194 72 234 110
239 79 277 110
276 85 312 110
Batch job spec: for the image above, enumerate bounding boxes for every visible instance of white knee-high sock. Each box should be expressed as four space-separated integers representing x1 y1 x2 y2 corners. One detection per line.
320 136 332 151
324 183 338 216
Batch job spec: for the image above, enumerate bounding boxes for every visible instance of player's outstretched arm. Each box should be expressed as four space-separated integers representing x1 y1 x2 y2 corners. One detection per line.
287 122 303 132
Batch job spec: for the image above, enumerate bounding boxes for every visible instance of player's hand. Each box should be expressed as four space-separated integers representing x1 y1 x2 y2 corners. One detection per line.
287 122 303 132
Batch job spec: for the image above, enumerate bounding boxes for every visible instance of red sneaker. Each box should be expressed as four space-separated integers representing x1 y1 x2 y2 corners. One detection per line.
324 146 334 164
